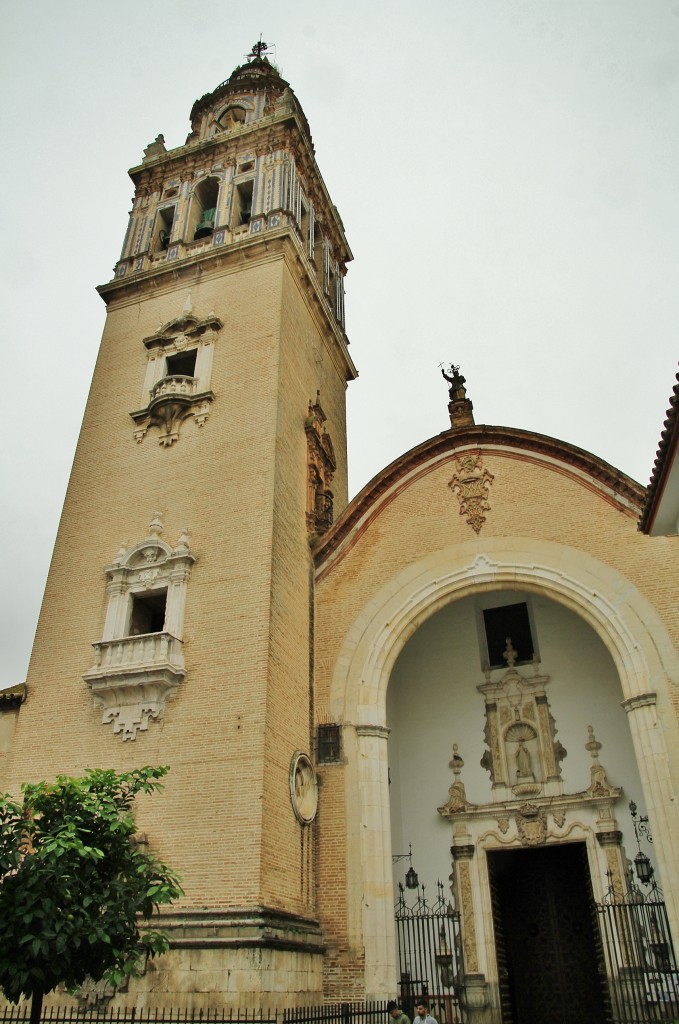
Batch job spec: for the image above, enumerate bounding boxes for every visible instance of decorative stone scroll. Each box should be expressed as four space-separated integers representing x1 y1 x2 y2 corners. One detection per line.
448 452 494 533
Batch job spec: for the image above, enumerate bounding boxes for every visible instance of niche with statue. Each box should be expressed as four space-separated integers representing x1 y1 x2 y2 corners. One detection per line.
477 637 566 799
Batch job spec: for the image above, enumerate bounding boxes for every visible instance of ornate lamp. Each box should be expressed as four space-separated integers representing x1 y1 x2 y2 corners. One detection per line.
629 800 658 890
634 849 653 885
393 843 419 890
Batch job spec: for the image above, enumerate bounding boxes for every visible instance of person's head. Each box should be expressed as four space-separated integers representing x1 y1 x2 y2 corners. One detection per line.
414 1003 429 1017
386 1002 399 1018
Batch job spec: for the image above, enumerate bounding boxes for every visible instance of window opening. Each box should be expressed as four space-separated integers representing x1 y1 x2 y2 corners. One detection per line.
154 206 176 252
165 349 197 378
219 105 247 130
233 180 254 227
192 177 220 240
483 602 534 668
299 195 310 248
317 724 342 764
128 590 167 636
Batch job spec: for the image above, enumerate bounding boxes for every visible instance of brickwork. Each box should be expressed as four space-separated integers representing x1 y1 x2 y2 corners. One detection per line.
0 55 355 1002
3 51 678 1013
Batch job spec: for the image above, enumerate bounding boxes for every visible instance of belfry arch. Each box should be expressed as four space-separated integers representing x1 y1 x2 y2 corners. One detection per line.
326 536 679 999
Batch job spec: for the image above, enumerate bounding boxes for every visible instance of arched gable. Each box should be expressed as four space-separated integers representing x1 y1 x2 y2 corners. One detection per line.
312 429 679 998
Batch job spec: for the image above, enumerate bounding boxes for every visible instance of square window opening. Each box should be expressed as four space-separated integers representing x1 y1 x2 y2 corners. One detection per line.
316 724 342 764
483 602 535 669
128 590 167 636
166 349 197 378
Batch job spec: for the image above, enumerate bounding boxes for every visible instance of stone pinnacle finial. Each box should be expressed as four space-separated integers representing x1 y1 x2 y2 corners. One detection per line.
174 527 190 554
441 363 475 429
503 636 518 669
449 744 465 776
149 512 164 537
113 541 128 565
585 724 602 762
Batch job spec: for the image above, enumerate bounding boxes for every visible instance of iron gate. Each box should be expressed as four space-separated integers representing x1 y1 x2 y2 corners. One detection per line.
597 882 679 1023
395 882 465 1024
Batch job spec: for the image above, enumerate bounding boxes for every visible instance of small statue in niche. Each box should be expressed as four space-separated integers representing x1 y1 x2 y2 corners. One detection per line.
515 739 534 781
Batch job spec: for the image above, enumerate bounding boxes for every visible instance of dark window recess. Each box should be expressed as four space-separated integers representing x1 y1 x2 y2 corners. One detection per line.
317 724 342 764
483 602 534 668
315 489 334 533
193 177 220 240
129 590 167 636
166 349 197 378
156 206 176 251
236 180 253 225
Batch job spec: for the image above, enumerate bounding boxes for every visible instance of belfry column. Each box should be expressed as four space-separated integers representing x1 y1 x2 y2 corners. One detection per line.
356 723 397 997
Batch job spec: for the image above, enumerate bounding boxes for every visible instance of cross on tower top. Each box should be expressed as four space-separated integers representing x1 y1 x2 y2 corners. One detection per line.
246 37 270 61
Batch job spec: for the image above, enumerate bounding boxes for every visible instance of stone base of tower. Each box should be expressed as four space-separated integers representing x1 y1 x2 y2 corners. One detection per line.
4 910 326 1013
126 909 324 1010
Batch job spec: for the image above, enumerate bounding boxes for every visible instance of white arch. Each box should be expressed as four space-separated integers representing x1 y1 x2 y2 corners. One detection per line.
326 537 679 997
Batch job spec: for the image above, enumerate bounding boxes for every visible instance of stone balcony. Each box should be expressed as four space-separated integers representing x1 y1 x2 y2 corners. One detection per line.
150 374 199 401
83 631 186 741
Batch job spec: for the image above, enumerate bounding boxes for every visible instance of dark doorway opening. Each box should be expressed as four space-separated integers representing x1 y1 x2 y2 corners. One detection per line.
488 843 610 1024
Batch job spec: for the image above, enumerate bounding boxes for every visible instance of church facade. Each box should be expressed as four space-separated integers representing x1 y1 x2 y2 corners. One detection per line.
1 47 678 1024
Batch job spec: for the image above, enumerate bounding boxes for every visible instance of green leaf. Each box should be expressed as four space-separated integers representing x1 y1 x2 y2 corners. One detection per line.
0 765 181 1005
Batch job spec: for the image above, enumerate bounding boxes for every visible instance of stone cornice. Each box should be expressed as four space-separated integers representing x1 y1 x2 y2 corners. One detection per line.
314 426 645 574
156 906 324 954
97 230 356 383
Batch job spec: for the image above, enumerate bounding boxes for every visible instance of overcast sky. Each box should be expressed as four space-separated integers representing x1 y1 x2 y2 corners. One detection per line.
1 1 677 689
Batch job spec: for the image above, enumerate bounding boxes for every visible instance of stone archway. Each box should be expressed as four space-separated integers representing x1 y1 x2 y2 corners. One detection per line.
326 537 679 998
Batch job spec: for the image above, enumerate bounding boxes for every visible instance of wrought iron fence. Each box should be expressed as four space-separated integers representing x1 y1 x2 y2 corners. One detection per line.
395 882 465 1024
0 1003 389 1024
597 881 679 1023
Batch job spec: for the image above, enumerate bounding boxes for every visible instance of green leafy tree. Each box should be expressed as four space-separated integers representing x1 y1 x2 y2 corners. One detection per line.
0 765 183 1024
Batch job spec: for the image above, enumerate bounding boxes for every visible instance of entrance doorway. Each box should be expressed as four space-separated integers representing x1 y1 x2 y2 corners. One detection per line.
487 843 610 1024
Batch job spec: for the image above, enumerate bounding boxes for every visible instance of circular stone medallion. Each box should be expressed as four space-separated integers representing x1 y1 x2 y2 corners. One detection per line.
290 751 318 824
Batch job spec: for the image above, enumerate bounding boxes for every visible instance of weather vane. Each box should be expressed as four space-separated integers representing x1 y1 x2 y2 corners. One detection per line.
246 36 270 61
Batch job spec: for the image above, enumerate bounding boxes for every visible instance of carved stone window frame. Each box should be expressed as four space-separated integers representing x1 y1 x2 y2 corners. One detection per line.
83 515 196 741
130 312 222 446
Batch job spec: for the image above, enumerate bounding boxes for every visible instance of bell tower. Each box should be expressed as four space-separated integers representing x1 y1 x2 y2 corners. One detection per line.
3 44 356 1007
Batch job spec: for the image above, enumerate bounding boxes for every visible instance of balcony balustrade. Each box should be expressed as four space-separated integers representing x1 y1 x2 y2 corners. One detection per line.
84 631 186 741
